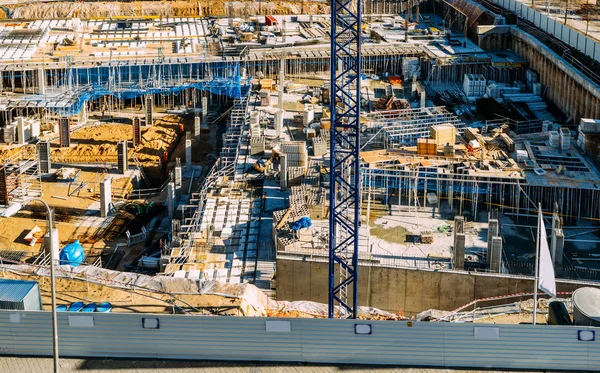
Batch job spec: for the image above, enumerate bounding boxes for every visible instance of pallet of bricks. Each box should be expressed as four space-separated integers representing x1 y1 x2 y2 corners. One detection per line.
273 205 311 252
312 130 330 157
281 141 308 186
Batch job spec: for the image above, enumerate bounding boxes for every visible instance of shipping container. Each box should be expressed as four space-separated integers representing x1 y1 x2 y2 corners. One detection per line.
0 279 42 311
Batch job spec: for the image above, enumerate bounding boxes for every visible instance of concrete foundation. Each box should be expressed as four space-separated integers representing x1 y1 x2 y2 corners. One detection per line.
276 258 600 315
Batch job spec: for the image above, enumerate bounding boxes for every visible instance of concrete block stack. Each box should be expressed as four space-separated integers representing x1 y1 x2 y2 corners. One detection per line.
312 135 328 157
578 118 600 155
287 166 305 186
559 127 571 150
250 136 265 155
462 74 486 98
281 141 308 169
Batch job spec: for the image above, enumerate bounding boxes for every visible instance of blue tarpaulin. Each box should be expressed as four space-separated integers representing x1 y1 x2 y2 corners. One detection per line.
291 217 312 231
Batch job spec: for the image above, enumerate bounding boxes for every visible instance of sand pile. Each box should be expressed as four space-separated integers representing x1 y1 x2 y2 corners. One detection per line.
49 117 182 183
8 0 329 19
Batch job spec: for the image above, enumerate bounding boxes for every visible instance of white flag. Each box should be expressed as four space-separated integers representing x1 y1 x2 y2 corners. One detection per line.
538 214 556 297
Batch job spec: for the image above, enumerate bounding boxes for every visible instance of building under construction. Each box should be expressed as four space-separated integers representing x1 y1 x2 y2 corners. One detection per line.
0 0 599 320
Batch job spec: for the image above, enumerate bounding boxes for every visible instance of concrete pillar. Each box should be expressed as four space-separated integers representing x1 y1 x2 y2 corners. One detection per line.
185 139 192 168
194 115 201 138
275 110 283 138
174 163 182 188
454 233 465 270
16 117 25 145
280 153 287 191
278 55 285 138
453 216 464 258
487 219 498 250
554 228 564 267
420 87 426 108
117 141 128 174
37 141 51 174
43 228 59 263
100 177 112 218
59 117 70 148
167 182 175 218
145 95 153 126
201 96 208 125
454 216 464 234
489 236 503 273
38 68 46 95
282 19 286 43
132 117 142 147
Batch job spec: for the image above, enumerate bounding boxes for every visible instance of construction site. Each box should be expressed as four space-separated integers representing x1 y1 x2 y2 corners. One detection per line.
0 0 599 327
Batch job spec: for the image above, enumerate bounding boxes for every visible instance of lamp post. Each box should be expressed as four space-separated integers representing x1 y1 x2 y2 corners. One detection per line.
2 198 59 372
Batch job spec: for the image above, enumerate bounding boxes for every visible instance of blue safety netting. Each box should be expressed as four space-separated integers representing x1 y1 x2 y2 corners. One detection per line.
28 60 244 116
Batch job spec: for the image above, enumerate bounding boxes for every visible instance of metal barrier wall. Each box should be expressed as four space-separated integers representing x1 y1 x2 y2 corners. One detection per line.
0 310 598 370
490 0 600 62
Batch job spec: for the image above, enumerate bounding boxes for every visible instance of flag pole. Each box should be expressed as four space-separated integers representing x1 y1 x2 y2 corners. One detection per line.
533 203 542 325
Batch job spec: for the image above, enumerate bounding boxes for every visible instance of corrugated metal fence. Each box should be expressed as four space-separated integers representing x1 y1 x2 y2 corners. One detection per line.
491 0 600 62
0 311 598 370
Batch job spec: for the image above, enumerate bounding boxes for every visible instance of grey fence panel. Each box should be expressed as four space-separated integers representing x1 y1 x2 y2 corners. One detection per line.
561 25 571 45
299 319 446 366
540 14 547 32
570 29 579 48
534 12 541 28
595 43 600 62
443 324 591 370
587 38 596 59
577 33 586 53
0 311 598 371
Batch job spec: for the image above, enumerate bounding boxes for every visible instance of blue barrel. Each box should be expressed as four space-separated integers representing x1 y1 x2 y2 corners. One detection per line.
96 302 113 313
68 301 84 312
59 240 85 266
56 305 68 312
82 303 97 313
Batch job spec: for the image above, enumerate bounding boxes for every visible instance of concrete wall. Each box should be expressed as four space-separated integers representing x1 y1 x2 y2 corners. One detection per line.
276 258 600 315
509 27 600 121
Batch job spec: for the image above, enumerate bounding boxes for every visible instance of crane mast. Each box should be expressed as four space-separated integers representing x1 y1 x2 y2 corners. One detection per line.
328 0 361 318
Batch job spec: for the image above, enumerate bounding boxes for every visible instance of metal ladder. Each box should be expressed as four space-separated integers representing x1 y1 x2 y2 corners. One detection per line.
130 152 151 187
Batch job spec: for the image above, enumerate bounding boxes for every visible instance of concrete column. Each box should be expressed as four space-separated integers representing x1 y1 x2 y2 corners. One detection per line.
100 177 112 218
38 68 46 95
59 117 70 148
420 87 426 108
44 228 59 263
454 233 465 270
454 216 464 234
185 139 192 168
37 141 51 174
554 228 564 267
280 153 287 191
282 19 286 43
167 182 175 218
202 96 208 125
174 163 182 188
489 236 503 273
278 55 285 138
117 141 128 174
145 95 153 126
194 115 201 138
453 216 464 258
487 219 498 252
16 117 25 144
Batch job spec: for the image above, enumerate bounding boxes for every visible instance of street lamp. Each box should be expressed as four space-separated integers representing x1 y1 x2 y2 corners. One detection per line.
2 198 60 373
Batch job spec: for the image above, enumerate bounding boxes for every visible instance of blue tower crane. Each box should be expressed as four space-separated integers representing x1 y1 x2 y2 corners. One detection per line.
328 0 361 318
